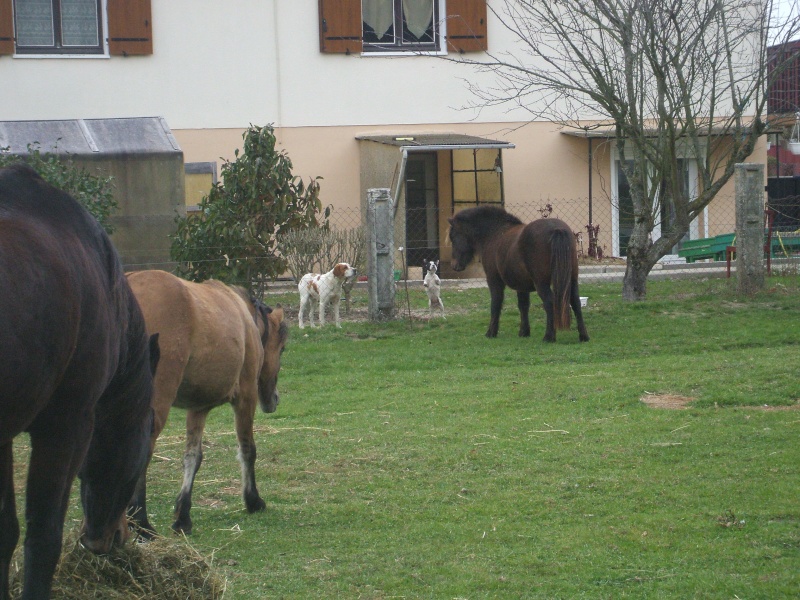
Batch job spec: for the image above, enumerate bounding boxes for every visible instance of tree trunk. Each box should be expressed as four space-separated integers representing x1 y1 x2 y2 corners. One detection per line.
622 219 656 301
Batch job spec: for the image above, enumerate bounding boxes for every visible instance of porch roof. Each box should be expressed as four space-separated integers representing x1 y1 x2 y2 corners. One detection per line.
355 133 515 151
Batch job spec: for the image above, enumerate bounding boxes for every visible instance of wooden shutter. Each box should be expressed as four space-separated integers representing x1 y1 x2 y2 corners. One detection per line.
446 0 487 53
0 0 13 56
318 0 361 55
108 0 152 56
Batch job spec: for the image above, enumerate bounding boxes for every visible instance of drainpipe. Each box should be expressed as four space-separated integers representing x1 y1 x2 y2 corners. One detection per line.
393 148 408 217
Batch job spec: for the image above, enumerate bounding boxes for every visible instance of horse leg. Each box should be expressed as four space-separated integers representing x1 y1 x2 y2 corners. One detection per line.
517 291 531 337
570 281 590 342
23 427 87 599
298 297 306 329
172 408 210 535
0 443 19 600
537 285 557 342
486 282 505 338
233 398 267 513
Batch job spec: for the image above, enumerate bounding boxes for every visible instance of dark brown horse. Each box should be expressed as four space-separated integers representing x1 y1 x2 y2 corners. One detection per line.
126 270 288 536
0 165 159 600
448 205 589 343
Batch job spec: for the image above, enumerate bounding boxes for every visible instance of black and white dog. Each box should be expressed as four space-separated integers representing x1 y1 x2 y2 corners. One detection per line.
423 259 445 318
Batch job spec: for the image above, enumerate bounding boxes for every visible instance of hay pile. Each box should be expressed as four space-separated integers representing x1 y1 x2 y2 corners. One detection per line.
10 532 226 599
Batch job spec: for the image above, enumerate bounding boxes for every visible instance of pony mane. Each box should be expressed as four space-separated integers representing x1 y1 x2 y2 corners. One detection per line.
453 205 523 237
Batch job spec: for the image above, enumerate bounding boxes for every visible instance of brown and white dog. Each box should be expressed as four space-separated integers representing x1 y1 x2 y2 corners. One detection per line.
298 262 357 328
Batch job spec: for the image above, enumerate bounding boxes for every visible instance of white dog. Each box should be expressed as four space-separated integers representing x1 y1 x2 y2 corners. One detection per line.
298 262 357 328
423 259 445 318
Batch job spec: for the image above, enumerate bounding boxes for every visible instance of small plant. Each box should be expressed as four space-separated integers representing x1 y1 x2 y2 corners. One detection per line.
586 223 603 259
537 203 554 218
0 143 117 233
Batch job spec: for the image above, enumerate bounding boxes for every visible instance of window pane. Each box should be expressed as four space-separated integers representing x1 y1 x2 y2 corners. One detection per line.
15 0 55 47
402 0 433 43
453 172 476 204
363 0 394 43
477 172 502 203
452 149 475 171
475 149 498 170
61 0 99 46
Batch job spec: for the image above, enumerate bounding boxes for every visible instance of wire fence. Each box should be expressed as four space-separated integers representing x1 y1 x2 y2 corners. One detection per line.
123 191 800 318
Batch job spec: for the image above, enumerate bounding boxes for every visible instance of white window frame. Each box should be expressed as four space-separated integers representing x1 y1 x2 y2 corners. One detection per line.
610 142 707 257
12 0 109 58
362 0 447 56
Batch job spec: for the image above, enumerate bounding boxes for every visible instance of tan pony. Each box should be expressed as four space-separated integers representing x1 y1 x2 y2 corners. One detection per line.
126 270 288 536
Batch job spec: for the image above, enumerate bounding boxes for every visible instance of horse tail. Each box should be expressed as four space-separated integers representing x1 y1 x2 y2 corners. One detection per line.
550 229 573 331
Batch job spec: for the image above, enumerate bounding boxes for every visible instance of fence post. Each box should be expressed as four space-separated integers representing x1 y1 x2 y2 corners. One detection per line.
367 188 396 321
735 163 766 294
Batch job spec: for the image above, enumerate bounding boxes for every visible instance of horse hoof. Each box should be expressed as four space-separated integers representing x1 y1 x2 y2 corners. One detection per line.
246 497 267 513
580 335 590 342
171 521 192 536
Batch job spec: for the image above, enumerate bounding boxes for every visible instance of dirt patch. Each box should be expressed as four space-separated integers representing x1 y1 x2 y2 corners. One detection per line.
640 393 696 410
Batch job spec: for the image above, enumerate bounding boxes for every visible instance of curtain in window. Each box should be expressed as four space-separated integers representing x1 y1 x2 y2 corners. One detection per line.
61 0 98 46
363 0 393 39
15 0 54 46
403 0 433 40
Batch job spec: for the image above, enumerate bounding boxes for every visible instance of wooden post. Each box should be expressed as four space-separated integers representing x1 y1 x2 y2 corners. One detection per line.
735 163 765 294
367 188 396 321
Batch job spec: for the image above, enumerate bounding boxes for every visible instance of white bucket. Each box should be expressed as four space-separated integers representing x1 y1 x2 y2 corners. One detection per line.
580 296 588 308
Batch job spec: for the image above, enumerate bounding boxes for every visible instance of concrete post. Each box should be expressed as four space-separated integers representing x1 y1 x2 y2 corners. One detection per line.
735 163 766 294
367 188 396 321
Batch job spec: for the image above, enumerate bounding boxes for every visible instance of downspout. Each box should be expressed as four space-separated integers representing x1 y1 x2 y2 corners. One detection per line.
393 148 408 217
273 1 284 141
588 136 593 225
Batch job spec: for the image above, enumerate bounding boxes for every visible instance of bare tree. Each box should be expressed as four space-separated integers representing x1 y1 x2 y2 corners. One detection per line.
456 0 800 300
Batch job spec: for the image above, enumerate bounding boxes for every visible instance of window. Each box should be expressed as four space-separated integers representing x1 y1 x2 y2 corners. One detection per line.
0 0 152 57
14 0 102 54
318 0 487 55
451 148 504 211
362 0 439 53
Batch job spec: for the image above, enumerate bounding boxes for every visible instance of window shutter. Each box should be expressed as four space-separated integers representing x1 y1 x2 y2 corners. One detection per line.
108 0 152 56
446 0 487 53
318 0 361 55
0 0 13 56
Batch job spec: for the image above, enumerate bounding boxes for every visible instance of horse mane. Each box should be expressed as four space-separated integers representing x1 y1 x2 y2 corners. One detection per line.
453 205 523 238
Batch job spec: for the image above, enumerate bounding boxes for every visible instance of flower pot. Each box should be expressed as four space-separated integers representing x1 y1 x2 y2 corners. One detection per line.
788 141 800 156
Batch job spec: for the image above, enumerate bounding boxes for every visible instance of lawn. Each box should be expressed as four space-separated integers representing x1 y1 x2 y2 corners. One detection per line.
14 275 800 598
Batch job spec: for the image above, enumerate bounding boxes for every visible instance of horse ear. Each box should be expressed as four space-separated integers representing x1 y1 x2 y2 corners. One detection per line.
270 306 285 323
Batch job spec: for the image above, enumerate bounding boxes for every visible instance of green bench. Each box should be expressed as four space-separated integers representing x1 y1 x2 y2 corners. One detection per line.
677 232 736 263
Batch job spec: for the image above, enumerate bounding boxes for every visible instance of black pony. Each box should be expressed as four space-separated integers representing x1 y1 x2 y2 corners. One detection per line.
0 164 158 600
448 205 589 343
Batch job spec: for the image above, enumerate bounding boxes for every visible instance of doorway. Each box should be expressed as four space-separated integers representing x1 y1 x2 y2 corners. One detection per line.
405 152 439 268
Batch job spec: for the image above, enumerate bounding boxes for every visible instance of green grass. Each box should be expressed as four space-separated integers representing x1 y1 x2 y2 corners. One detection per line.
14 276 800 598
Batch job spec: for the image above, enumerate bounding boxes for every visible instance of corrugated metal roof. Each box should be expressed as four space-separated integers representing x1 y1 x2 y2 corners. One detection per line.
356 133 514 149
0 117 182 156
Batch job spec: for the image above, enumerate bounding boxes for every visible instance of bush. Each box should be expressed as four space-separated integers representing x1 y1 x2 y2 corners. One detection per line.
278 225 366 281
0 144 117 233
170 124 328 295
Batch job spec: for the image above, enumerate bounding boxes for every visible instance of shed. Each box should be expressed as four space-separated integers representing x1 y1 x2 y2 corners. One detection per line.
0 117 185 269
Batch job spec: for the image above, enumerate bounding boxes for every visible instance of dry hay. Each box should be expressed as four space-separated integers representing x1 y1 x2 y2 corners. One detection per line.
10 531 226 599
640 393 695 410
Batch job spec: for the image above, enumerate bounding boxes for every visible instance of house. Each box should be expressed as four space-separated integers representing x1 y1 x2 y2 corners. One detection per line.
0 0 766 273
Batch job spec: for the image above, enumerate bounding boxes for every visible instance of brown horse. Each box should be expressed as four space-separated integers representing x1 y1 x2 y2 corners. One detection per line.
0 164 159 600
448 205 589 343
126 270 288 536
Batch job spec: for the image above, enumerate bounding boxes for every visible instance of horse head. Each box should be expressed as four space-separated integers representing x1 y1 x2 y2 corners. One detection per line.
447 216 475 272
79 331 159 553
254 302 288 413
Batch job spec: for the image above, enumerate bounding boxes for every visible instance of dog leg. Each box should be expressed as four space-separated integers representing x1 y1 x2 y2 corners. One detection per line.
298 298 306 329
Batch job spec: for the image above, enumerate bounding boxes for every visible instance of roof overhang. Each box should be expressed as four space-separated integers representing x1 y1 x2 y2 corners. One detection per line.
356 133 515 151
561 124 767 139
